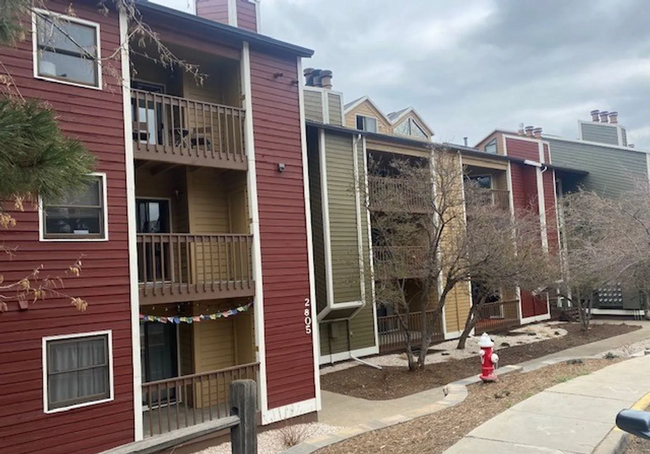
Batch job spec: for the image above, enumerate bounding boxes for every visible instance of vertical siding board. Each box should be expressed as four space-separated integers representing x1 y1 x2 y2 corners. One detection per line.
0 3 132 454
249 50 315 408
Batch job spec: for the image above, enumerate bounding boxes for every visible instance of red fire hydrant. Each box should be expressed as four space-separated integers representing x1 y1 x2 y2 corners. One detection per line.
478 332 499 382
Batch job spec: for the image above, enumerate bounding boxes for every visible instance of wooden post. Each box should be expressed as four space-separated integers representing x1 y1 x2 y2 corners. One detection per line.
230 380 257 454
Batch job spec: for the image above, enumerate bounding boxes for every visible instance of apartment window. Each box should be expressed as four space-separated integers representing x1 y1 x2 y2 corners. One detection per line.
485 138 497 154
394 118 428 139
356 115 378 133
44 333 112 412
33 10 101 88
41 174 107 240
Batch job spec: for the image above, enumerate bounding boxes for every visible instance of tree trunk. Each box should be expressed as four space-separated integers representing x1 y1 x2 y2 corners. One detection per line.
457 306 478 350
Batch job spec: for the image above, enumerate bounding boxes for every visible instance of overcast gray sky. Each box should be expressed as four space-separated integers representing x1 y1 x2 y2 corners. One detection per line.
259 0 650 148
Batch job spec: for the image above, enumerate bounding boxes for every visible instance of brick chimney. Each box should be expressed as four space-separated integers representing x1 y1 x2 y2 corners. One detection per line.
590 109 600 122
196 0 260 32
533 127 543 139
525 125 534 138
599 110 609 123
609 111 618 124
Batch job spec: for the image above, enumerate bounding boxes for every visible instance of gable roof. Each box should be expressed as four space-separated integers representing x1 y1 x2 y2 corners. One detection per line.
343 96 392 124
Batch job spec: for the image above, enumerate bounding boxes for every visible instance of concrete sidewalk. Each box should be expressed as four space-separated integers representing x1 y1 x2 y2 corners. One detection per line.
443 354 650 454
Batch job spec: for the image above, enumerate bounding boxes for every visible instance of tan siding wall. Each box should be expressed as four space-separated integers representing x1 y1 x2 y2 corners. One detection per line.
324 133 362 304
327 92 343 126
445 282 471 333
304 90 323 123
462 155 508 171
187 169 230 234
345 101 391 134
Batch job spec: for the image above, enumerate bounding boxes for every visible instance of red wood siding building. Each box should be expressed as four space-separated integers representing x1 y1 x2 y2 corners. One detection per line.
0 2 133 454
237 0 258 32
504 136 557 320
249 49 316 409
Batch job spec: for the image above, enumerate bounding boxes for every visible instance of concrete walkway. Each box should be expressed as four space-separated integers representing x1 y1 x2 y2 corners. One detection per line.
444 354 650 454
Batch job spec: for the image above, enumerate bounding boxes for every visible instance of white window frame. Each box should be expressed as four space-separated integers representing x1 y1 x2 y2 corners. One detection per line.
42 330 114 414
356 114 378 133
32 8 103 90
39 172 109 242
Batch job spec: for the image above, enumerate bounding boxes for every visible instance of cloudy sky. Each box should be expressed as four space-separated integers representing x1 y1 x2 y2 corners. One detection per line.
258 0 650 148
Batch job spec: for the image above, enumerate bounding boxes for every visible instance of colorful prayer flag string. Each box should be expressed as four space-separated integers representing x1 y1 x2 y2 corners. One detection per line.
140 301 253 324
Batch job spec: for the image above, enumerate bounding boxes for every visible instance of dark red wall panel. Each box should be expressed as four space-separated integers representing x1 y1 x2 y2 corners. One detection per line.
0 2 133 453
237 0 257 32
249 50 316 409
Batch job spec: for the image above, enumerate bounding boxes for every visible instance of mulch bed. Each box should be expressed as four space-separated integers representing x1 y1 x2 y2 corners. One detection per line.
321 323 639 400
319 358 621 454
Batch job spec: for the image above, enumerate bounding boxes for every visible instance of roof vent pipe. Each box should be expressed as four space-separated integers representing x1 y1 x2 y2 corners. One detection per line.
320 70 333 89
600 110 609 123
303 67 314 87
463 137 468 146
525 125 534 138
590 109 600 122
533 127 543 139
609 111 618 124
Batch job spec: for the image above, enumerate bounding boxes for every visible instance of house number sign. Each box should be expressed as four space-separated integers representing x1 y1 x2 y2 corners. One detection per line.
304 298 312 335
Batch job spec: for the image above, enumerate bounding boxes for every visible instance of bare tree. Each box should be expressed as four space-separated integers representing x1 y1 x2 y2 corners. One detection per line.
365 149 552 369
557 183 650 329
456 185 554 349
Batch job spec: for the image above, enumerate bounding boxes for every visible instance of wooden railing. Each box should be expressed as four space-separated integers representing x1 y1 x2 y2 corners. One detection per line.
131 89 246 170
487 189 510 210
368 176 432 212
377 310 444 353
373 246 427 278
475 299 520 333
137 233 254 304
142 363 259 438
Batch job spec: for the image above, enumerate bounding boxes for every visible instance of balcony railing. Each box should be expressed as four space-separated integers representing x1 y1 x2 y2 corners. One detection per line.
142 362 259 438
377 310 444 353
368 176 432 213
137 233 254 305
474 299 520 333
131 89 246 170
470 189 510 210
373 246 428 279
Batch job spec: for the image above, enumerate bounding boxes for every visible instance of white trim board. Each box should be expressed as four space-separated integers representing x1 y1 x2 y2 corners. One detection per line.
241 42 269 417
262 398 318 425
119 8 143 442
444 330 465 341
227 0 238 27
32 8 103 90
319 345 379 365
297 56 322 413
362 136 380 352
591 308 643 316
42 330 114 414
520 313 551 324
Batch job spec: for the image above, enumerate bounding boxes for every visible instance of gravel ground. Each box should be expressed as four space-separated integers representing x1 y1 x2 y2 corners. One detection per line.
317 359 621 454
320 322 567 375
598 337 650 359
625 436 650 453
197 423 340 454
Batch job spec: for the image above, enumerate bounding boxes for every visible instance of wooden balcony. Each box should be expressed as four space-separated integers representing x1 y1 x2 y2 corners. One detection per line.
137 233 254 305
142 362 259 438
373 246 428 279
377 310 444 353
485 189 510 210
474 299 520 333
131 89 246 170
368 176 432 213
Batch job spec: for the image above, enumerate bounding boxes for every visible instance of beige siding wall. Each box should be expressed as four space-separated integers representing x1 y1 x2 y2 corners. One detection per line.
345 101 391 134
324 133 362 304
445 282 472 333
327 92 343 126
304 90 323 123
187 168 230 233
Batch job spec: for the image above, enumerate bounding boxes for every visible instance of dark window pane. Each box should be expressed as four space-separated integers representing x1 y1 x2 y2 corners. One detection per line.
39 51 97 86
44 207 102 235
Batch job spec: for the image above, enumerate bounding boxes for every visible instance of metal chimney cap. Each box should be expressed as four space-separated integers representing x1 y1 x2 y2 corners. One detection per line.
590 109 600 115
